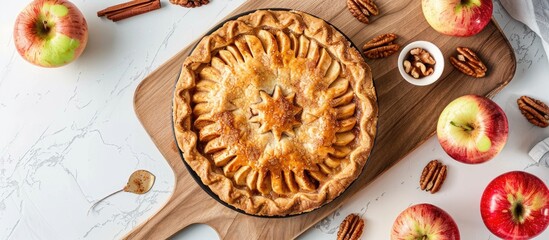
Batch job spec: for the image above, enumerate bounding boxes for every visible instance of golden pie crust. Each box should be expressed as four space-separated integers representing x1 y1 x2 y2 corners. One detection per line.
173 10 377 216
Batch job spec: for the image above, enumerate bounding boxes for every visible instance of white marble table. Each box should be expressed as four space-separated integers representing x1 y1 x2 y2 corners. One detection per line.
1 0 548 239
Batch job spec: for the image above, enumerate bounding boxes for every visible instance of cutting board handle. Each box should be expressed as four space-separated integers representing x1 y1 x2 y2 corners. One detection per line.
128 0 516 239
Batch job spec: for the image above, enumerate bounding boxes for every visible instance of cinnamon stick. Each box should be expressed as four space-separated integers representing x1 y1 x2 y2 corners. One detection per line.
107 0 161 22
97 0 154 17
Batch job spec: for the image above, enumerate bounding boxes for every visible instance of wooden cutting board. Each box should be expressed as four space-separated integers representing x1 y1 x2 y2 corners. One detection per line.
127 0 516 239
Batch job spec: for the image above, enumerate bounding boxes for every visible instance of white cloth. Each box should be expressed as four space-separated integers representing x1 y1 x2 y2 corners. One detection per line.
529 137 549 167
500 0 549 62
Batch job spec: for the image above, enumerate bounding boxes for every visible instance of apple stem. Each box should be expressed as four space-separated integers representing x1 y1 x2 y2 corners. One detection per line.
450 121 474 131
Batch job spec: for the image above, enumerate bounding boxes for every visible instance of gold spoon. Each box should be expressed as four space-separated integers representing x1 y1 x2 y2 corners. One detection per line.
88 170 155 213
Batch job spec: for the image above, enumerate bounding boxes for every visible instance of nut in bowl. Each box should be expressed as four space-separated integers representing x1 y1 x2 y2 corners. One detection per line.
397 41 444 86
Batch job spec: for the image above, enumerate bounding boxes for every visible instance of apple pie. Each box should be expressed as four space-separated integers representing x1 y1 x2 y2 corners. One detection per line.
173 10 377 216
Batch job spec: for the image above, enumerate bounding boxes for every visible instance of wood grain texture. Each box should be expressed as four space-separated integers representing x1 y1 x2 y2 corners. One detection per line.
127 0 516 239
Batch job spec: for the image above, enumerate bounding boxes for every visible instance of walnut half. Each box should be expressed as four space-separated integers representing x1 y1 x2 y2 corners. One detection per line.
403 48 435 79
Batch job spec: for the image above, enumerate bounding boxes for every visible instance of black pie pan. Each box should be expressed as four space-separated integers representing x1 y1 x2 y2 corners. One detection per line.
172 8 379 218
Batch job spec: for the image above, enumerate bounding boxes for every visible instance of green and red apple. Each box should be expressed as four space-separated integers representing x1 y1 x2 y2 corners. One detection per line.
422 0 493 37
391 203 460 240
437 95 508 164
14 0 88 67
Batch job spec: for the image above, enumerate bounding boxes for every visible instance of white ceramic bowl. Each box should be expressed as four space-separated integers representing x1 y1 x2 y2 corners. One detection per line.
397 41 444 86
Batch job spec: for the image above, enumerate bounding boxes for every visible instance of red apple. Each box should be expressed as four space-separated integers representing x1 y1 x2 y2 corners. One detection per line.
481 171 549 240
391 203 460 240
437 95 508 164
422 0 493 37
14 0 88 67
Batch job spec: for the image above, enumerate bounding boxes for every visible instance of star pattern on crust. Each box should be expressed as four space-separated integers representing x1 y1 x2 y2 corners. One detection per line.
250 86 302 141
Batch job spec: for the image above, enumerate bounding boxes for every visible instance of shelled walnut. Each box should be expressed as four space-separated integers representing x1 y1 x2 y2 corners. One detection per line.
419 160 447 194
403 48 435 79
347 0 379 24
362 33 400 59
337 214 365 240
517 95 549 128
